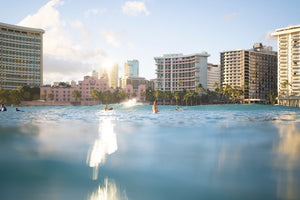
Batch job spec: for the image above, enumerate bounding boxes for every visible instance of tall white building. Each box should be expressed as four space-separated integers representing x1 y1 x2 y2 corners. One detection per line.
124 59 139 77
154 53 209 92
272 25 300 106
207 63 220 91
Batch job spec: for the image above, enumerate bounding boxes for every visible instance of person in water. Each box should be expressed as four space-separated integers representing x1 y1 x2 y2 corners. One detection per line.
175 107 182 111
15 108 23 112
152 100 159 114
104 104 113 111
1 104 7 111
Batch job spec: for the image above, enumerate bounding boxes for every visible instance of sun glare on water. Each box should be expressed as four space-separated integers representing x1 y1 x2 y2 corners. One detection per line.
124 98 137 107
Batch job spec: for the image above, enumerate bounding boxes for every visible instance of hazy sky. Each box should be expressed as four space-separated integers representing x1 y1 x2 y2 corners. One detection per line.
1 0 299 83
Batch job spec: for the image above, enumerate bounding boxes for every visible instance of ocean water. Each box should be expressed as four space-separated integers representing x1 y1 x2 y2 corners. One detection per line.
1 104 300 200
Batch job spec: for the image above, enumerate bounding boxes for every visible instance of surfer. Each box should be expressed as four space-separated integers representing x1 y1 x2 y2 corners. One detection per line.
104 104 113 111
152 100 159 114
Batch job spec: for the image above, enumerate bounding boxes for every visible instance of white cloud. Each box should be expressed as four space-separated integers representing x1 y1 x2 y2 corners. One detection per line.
84 8 99 18
17 0 111 83
122 1 150 16
223 12 241 21
263 30 277 43
70 20 91 45
127 42 135 49
101 29 121 47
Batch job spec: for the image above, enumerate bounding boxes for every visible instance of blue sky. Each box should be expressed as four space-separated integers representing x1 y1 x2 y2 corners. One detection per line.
1 0 299 83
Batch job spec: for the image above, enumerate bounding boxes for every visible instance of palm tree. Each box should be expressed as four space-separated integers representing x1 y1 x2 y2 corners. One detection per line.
214 82 219 92
183 90 193 106
268 90 276 105
154 89 161 100
9 89 23 105
193 91 198 106
131 90 137 99
282 80 293 106
178 80 183 91
172 91 180 105
282 80 292 96
72 90 81 103
140 90 146 101
117 90 128 103
90 89 99 105
102 91 112 104
48 92 54 100
41 92 46 100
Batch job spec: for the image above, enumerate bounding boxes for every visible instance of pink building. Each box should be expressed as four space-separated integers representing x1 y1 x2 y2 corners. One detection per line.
41 76 111 105
124 84 146 101
40 75 147 105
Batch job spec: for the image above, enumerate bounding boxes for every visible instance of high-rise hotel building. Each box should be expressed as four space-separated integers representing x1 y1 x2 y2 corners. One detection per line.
154 53 209 92
124 59 139 77
220 43 277 103
272 25 300 106
207 63 220 91
99 63 119 89
0 22 44 90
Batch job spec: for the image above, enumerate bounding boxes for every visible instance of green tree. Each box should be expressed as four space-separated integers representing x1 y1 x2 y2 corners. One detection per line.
23 91 31 100
102 90 112 104
72 90 81 102
33 94 40 100
132 90 137 98
269 90 276 105
90 89 99 105
9 89 23 105
282 80 292 96
41 92 46 100
154 89 161 100
172 91 180 105
140 90 146 101
117 90 128 103
48 92 54 100
178 80 183 86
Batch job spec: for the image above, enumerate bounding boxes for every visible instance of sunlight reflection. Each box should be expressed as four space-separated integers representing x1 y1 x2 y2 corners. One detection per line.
87 119 118 180
273 118 300 199
88 178 128 200
123 98 137 107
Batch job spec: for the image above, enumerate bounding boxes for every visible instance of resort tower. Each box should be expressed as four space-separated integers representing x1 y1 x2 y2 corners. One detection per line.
0 22 44 90
154 53 209 92
272 25 300 106
207 63 220 91
124 59 139 77
220 43 277 103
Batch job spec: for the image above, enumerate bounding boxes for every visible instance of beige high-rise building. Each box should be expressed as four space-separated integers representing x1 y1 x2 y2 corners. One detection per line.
220 43 277 103
272 25 300 106
207 63 220 91
0 22 44 90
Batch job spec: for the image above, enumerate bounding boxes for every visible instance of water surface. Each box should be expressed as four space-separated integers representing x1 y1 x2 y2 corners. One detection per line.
1 104 300 200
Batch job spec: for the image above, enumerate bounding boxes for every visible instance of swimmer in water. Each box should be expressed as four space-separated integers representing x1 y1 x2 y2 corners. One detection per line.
104 104 113 111
175 107 182 111
152 100 159 114
1 104 7 111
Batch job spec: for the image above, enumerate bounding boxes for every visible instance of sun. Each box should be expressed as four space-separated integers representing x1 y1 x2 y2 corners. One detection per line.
102 60 115 70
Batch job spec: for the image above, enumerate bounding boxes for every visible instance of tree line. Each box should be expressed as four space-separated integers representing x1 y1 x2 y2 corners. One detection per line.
0 86 40 105
1 82 277 106
141 82 276 105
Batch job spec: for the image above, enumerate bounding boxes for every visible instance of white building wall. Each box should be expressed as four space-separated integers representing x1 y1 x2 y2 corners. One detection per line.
207 64 220 91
